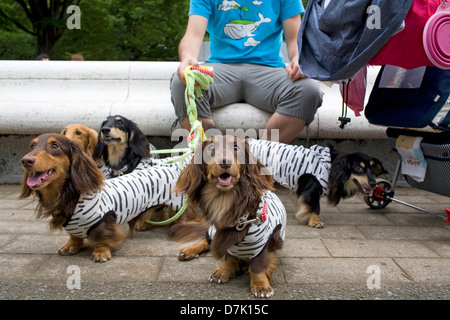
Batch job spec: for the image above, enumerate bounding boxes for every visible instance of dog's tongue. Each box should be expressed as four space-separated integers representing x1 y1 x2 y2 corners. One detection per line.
27 171 49 187
218 174 232 186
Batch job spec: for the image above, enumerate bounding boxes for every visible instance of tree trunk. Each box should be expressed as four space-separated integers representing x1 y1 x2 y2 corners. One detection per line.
36 25 64 57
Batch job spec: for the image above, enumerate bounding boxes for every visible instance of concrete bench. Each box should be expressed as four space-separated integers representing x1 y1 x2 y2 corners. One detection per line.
0 60 384 139
0 60 388 183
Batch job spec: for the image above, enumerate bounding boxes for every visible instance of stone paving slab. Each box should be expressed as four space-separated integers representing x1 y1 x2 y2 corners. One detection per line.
1 183 450 300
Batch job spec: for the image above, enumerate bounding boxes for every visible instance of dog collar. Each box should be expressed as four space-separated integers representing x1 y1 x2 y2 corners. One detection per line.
233 202 267 231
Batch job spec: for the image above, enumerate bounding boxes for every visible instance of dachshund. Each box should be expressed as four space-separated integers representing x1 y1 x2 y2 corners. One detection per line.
60 124 98 157
248 139 387 228
93 115 152 178
169 135 286 298
19 133 184 262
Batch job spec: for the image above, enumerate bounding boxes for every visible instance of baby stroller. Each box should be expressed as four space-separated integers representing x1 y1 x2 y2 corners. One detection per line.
364 65 450 222
298 0 450 222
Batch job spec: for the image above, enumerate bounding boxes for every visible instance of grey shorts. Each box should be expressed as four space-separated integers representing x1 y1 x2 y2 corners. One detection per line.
170 63 323 125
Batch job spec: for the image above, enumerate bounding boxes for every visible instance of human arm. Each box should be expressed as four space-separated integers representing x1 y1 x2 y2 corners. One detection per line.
282 14 306 82
177 14 209 84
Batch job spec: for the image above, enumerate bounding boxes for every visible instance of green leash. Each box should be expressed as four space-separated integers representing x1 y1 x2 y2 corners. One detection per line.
145 66 214 225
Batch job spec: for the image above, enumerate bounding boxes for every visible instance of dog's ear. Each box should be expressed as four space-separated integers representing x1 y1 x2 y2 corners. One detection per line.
70 141 104 195
173 161 205 203
86 128 99 157
172 141 206 203
327 154 352 206
127 120 150 159
242 139 274 194
371 158 388 176
92 130 106 161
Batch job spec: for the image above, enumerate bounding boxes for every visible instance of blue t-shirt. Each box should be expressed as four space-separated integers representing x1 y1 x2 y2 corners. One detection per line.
189 0 304 67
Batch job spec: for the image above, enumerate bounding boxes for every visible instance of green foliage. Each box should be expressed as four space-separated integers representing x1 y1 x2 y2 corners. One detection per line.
1 0 189 60
1 0 308 61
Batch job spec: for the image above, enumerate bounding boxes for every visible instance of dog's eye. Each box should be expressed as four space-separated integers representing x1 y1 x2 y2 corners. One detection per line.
62 130 66 135
117 120 123 125
354 166 364 173
50 143 59 150
29 143 36 151
75 131 82 136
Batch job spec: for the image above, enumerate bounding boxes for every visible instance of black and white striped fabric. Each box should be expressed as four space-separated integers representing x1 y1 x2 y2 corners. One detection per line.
206 191 286 260
99 143 160 179
140 139 332 195
248 139 332 194
63 165 184 238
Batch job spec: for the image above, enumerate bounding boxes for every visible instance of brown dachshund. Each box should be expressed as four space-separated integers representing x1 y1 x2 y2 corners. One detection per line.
60 124 98 157
169 135 286 298
19 133 184 262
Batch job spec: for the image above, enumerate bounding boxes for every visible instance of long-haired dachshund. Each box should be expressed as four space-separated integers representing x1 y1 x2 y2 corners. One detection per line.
93 115 151 177
19 133 183 262
169 135 286 298
60 124 98 157
249 139 387 228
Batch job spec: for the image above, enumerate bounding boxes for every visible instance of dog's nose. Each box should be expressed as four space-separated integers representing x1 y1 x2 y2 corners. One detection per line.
101 127 111 134
219 157 233 169
219 163 231 170
21 156 36 168
368 175 378 188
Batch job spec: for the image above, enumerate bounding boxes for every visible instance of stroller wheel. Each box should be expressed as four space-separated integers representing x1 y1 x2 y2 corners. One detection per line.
364 180 393 209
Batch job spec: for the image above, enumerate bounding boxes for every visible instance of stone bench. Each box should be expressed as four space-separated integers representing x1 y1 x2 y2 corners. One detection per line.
0 60 388 183
0 60 384 139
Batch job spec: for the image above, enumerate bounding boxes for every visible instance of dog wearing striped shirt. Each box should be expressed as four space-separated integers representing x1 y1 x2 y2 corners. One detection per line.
249 139 387 228
19 133 183 262
169 135 286 298
93 115 157 178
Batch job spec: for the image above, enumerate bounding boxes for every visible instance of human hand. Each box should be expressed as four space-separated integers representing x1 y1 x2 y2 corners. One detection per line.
286 58 306 82
178 58 200 84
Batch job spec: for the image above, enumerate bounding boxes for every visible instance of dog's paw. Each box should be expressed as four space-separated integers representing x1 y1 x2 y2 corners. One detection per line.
209 267 231 284
250 272 274 298
134 222 152 231
308 214 324 229
178 248 199 261
251 283 274 298
58 240 83 256
92 247 112 262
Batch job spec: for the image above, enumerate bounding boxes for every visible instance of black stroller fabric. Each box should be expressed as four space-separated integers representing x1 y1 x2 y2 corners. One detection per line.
298 0 413 81
365 66 450 131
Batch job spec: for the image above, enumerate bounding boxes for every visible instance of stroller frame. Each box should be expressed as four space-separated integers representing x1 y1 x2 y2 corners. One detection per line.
364 128 450 223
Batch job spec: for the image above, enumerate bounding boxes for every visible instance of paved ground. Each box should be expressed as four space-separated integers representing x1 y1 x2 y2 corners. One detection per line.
1 183 450 302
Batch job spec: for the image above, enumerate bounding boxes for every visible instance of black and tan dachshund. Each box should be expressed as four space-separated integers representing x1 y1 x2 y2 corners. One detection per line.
93 115 150 177
296 146 388 228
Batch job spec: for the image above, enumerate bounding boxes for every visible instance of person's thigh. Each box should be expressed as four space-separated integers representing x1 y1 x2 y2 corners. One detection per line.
170 63 244 120
242 65 323 125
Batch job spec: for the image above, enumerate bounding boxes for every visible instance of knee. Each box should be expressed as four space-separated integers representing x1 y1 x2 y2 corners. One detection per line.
298 79 323 108
170 72 186 98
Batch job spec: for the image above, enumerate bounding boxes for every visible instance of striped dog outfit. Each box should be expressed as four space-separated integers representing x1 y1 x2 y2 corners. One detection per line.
248 139 332 194
64 166 184 238
142 139 331 194
206 191 286 260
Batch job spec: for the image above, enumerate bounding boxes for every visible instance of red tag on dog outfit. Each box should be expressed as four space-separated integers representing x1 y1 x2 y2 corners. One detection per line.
260 203 267 223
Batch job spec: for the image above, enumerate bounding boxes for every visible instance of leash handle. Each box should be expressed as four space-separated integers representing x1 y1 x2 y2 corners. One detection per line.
146 66 214 226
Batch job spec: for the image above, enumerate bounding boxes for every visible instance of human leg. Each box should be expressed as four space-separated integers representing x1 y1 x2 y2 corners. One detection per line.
242 65 323 143
264 113 306 143
170 63 243 131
